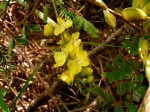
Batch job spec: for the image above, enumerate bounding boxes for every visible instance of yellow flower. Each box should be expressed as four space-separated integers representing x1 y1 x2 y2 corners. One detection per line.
57 17 63 25
53 51 67 68
69 39 81 57
76 50 90 67
43 23 54 36
63 19 73 29
62 41 73 54
54 17 73 36
63 32 70 41
71 32 80 40
69 32 81 56
87 75 94 83
67 50 90 75
81 67 93 76
67 60 82 75
53 42 73 68
60 71 74 84
54 25 65 36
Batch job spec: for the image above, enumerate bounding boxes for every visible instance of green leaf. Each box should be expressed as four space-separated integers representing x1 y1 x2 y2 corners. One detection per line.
116 54 124 60
0 89 9 112
106 63 115 70
117 83 125 95
22 26 28 39
89 87 113 105
106 55 133 83
29 24 42 32
15 0 56 25
101 72 109 78
55 0 64 5
0 0 8 9
73 15 83 29
122 36 139 55
136 73 144 83
43 4 49 23
83 20 88 31
122 63 133 78
108 69 124 83
124 81 133 92
102 110 109 112
0 95 9 112
125 102 137 112
134 84 146 98
13 36 29 45
114 104 124 112
73 15 98 38
15 0 29 8
7 40 15 60
112 59 123 67
35 10 56 25
117 81 133 95
0 89 8 97
8 64 17 71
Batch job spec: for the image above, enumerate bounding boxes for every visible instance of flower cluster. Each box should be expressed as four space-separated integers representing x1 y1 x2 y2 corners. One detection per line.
44 17 92 84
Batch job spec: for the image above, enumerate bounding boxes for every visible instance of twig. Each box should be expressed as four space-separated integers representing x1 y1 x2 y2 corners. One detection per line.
58 96 70 112
16 47 63 112
107 8 144 35
0 0 10 29
1 75 27 112
70 105 95 112
88 25 125 57
22 0 41 23
86 0 144 36
27 79 64 112
36 74 61 112
138 87 150 112
83 97 100 112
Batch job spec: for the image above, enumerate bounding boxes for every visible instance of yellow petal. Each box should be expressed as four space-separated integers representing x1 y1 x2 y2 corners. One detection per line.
67 60 82 74
69 39 81 57
71 32 80 40
76 51 90 66
75 64 82 74
64 19 73 29
57 17 63 25
63 32 70 41
53 52 67 68
67 60 77 75
57 39 63 45
87 75 94 83
60 71 74 84
64 42 73 53
54 25 65 36
80 57 90 67
81 67 93 76
43 23 54 36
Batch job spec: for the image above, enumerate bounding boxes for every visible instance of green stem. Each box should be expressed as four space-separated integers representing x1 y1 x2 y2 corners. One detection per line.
51 0 58 18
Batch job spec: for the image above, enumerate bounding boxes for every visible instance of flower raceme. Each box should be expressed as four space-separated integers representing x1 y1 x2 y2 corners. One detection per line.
53 32 90 84
53 32 82 68
53 32 90 70
44 17 92 84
